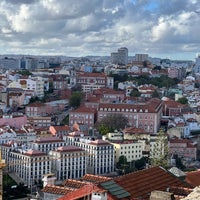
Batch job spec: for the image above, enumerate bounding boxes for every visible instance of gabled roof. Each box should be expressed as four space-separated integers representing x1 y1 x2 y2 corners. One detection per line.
62 179 87 189
42 185 73 195
114 166 192 200
81 174 112 184
57 184 113 200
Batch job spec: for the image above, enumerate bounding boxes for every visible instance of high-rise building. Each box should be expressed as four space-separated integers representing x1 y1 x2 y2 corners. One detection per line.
193 53 200 74
135 54 148 62
111 47 128 65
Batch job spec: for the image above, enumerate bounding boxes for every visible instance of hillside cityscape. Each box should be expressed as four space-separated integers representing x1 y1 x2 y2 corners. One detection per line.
0 48 200 199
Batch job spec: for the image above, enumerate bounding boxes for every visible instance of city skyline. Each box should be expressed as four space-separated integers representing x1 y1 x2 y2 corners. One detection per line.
0 0 200 61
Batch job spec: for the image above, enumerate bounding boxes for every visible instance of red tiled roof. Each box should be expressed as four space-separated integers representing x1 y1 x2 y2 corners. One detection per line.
77 72 106 78
186 170 200 187
81 174 112 184
24 150 46 156
42 185 73 195
51 125 70 131
56 145 84 153
34 136 63 143
70 106 97 113
98 98 162 113
163 99 186 108
123 127 149 134
89 139 112 146
57 184 114 200
62 179 87 188
114 166 193 200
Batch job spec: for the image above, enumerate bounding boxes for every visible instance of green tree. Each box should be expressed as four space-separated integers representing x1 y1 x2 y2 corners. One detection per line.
95 113 128 135
117 155 129 174
97 124 111 135
60 115 69 125
130 88 140 97
135 157 146 170
69 92 82 108
177 97 188 104
18 70 32 76
150 129 169 168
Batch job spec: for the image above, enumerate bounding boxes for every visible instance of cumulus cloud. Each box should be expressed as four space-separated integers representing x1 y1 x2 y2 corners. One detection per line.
0 0 200 59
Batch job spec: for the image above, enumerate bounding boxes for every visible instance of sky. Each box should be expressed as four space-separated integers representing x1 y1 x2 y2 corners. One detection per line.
0 0 200 60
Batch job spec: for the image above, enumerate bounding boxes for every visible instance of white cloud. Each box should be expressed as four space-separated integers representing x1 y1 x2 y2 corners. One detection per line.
0 0 199 60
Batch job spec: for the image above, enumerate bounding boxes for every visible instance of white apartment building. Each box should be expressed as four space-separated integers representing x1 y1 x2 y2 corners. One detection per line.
0 125 16 144
29 137 67 153
8 149 51 187
110 141 143 163
18 76 45 98
49 146 86 181
75 139 115 175
15 125 36 143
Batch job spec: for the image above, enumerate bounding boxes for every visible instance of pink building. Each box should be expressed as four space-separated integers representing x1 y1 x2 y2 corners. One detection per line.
169 138 197 160
49 125 70 138
0 114 27 129
69 106 97 128
97 98 162 133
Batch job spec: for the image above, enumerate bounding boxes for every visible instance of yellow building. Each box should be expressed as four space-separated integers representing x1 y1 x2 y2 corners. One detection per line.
110 140 143 163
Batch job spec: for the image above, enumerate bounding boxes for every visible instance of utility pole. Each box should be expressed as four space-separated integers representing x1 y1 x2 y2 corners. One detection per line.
0 150 6 200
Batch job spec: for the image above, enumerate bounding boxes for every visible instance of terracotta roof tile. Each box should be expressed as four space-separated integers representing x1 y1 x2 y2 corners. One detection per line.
24 150 46 156
51 125 70 131
62 179 87 188
42 185 73 195
186 170 200 187
34 136 63 143
70 106 97 113
81 174 112 184
114 166 193 200
56 145 84 152
89 139 112 146
57 184 116 200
